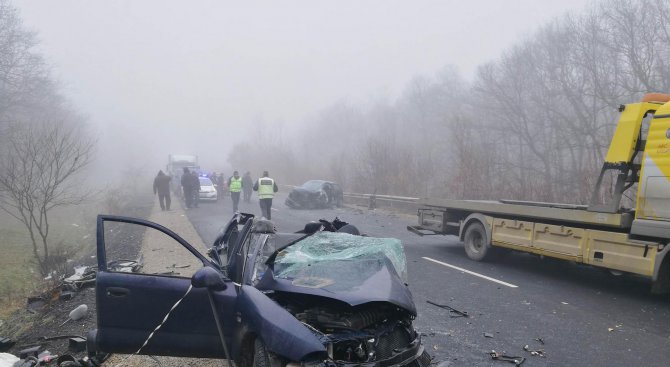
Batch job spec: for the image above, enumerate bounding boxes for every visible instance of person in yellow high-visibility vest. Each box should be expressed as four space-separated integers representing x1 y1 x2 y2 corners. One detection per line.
253 170 278 219
228 170 243 213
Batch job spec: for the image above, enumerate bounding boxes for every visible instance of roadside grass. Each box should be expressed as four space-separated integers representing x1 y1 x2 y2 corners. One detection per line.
0 184 154 349
0 202 98 321
0 227 38 319
0 188 151 321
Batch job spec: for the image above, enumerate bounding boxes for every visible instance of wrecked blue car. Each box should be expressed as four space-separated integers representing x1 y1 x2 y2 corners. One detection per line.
89 213 430 367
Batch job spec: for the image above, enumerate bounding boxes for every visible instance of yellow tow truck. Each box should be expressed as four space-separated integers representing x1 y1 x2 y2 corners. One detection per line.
408 94 670 293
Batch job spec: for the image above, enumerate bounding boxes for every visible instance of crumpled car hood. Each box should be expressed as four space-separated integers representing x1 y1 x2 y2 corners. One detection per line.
291 187 319 195
255 232 417 315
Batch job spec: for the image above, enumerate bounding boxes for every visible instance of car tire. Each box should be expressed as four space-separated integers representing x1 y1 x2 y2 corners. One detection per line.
317 191 329 208
463 221 490 261
253 338 271 367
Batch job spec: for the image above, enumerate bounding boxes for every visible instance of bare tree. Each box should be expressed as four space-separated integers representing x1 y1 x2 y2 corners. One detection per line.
0 118 94 276
0 0 54 130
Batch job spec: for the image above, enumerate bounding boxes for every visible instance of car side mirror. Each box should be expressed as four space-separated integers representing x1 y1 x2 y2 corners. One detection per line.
191 267 227 291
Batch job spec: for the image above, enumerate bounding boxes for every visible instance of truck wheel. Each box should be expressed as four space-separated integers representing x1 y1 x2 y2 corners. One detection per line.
464 222 490 261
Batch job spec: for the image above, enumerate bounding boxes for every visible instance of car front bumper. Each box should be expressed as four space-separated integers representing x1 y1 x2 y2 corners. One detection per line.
199 191 218 201
298 334 430 367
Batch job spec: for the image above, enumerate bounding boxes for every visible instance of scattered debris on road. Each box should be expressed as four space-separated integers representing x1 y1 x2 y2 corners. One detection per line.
0 337 15 352
107 259 143 273
1 259 142 366
484 332 494 338
0 352 20 365
523 344 546 357
608 324 623 332
18 346 40 359
490 350 525 366
59 305 88 327
166 263 191 269
426 300 469 318
8 350 109 366
63 266 97 290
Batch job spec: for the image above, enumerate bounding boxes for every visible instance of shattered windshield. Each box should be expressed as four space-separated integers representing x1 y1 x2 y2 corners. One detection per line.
300 180 324 191
271 232 407 291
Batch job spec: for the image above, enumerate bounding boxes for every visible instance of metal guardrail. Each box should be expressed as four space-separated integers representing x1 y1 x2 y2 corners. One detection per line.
343 192 418 202
282 184 420 213
342 192 419 213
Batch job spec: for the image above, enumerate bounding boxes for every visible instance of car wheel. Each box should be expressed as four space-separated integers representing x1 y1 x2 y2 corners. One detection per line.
463 221 490 261
317 191 329 208
253 338 271 367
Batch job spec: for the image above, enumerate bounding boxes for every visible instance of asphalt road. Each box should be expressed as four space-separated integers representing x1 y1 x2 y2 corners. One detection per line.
184 192 670 367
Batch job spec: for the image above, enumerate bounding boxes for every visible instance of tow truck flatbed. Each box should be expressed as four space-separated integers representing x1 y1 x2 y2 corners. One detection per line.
418 198 633 229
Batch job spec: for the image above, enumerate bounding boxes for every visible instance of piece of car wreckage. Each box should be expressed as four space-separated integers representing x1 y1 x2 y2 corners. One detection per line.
88 213 431 367
285 180 344 209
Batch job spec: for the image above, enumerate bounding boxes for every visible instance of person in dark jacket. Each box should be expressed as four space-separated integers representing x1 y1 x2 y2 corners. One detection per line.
242 171 253 203
181 167 194 208
191 171 200 208
216 173 225 202
153 170 172 210
189 170 201 208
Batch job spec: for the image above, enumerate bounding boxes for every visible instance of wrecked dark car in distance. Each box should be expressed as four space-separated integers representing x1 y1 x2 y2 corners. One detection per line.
286 180 344 209
89 213 431 367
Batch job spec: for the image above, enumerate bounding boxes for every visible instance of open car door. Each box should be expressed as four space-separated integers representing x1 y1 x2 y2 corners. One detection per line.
90 215 237 358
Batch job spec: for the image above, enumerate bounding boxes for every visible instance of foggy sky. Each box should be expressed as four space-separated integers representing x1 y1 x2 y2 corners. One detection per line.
16 0 591 176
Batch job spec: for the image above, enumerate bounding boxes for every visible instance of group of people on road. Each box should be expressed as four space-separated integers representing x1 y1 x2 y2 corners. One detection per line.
227 172 259 206
206 172 225 198
153 169 278 219
180 167 201 208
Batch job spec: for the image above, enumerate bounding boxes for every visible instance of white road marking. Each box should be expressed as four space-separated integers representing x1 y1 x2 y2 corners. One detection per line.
422 257 519 288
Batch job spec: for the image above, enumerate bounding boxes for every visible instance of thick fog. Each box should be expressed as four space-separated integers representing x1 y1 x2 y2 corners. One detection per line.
14 0 589 181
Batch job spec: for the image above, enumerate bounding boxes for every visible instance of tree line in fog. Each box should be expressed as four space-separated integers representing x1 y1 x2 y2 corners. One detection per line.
230 0 670 204
0 0 94 276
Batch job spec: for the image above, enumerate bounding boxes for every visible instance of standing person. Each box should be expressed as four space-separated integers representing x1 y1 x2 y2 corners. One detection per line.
242 171 253 203
189 171 201 208
180 168 193 208
153 170 172 211
228 171 243 213
222 173 229 198
216 173 225 203
253 170 278 220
